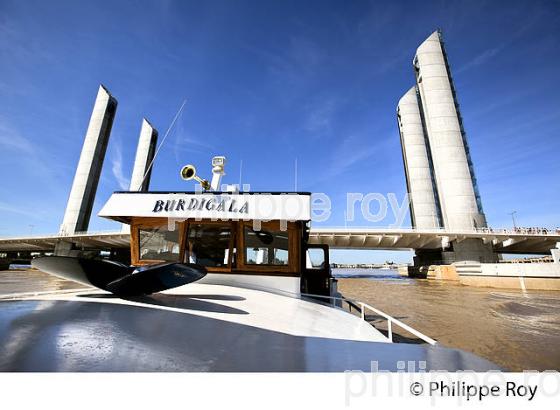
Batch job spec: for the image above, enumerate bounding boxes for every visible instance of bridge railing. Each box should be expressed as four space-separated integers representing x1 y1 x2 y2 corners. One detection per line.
470 227 560 236
301 292 437 345
358 301 437 345
310 226 560 237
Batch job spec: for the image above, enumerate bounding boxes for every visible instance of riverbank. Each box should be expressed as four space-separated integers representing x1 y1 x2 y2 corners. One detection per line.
336 269 560 371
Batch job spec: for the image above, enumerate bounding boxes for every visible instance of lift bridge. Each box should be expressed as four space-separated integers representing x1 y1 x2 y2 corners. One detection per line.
2 84 558 268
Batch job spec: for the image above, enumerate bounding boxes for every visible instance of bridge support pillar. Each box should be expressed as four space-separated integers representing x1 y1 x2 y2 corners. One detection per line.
413 250 444 266
54 241 76 256
412 238 498 276
443 239 498 264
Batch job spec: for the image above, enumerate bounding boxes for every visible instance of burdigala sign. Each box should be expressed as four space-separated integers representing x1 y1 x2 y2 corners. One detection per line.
98 193 312 221
152 197 249 214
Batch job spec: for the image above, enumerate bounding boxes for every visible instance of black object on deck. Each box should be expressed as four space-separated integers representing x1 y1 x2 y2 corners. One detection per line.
32 256 206 296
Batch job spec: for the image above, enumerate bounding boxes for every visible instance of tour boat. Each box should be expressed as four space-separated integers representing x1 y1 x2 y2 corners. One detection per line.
0 163 499 371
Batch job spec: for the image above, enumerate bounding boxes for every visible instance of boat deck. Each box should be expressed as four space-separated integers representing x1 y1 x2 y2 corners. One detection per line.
0 282 501 371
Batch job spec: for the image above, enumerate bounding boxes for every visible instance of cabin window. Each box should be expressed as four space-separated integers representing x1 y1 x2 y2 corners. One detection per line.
138 226 181 262
244 227 289 266
185 223 232 268
306 248 326 269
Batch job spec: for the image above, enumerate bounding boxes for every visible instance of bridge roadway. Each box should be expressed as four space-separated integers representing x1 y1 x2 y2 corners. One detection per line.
308 228 560 254
0 228 558 255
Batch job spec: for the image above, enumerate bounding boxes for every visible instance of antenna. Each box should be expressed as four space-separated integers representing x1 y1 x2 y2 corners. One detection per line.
138 99 187 191
294 158 298 191
239 159 243 187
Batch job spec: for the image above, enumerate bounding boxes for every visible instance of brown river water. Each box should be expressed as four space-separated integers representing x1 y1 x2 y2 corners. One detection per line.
336 268 560 371
1 268 559 371
0 268 88 294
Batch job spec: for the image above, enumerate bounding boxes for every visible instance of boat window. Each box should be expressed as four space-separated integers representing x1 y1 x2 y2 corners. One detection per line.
244 227 289 266
185 223 232 268
306 248 326 269
138 226 181 262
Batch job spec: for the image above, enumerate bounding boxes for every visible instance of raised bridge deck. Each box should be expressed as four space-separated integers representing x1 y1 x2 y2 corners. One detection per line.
0 228 558 254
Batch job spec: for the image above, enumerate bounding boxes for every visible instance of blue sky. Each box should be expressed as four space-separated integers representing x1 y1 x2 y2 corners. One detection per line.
0 0 559 263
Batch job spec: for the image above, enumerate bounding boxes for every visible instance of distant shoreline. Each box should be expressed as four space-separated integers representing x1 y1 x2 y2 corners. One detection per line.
331 264 399 270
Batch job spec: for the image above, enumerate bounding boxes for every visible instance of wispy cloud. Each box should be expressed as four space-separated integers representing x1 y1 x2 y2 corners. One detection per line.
455 46 503 74
455 12 543 75
307 133 385 188
475 110 560 181
482 110 560 142
0 201 48 220
303 98 338 135
0 19 55 66
111 142 130 190
467 81 551 120
0 118 62 187
330 134 380 175
0 122 35 154
172 116 216 164
241 35 326 95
